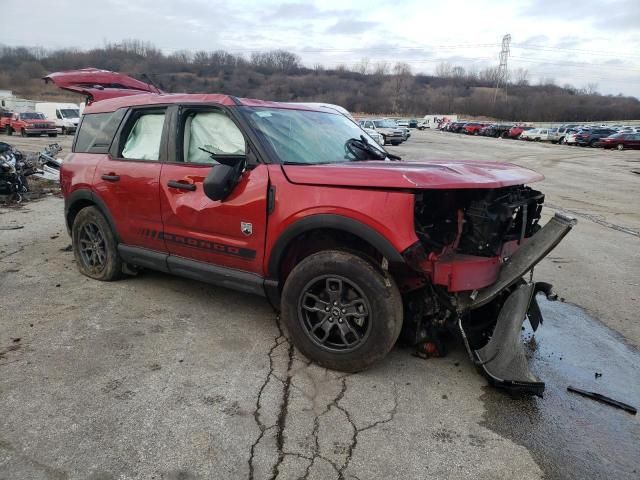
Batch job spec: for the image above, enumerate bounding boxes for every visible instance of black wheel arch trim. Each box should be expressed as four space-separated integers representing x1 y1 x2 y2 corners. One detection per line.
65 189 120 243
267 214 406 283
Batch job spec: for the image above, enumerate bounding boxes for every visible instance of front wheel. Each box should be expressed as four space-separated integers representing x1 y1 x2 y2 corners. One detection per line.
72 206 123 281
281 251 403 372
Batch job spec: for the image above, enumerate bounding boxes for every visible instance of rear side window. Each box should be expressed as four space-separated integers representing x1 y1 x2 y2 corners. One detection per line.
121 112 166 161
74 110 125 154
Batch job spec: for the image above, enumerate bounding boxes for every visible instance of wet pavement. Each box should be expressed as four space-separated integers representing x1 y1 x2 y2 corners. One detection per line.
482 297 640 480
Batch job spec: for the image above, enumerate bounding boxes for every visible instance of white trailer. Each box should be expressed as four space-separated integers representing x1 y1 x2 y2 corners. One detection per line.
419 114 458 129
35 102 81 135
0 96 36 113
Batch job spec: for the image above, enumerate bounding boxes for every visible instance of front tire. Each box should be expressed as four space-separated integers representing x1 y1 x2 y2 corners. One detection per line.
72 206 122 281
281 251 403 372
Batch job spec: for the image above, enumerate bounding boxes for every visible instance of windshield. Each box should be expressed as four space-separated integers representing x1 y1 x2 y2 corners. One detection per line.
373 119 398 128
242 107 386 164
60 108 79 119
21 112 46 120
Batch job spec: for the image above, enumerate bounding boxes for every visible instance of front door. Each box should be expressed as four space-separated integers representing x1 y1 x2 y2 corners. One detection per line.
94 106 168 252
159 105 269 275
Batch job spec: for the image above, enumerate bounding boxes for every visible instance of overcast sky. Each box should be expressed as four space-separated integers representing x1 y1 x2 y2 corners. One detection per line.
3 0 639 97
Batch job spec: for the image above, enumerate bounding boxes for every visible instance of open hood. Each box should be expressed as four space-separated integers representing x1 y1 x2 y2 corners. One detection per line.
43 68 161 104
282 160 544 190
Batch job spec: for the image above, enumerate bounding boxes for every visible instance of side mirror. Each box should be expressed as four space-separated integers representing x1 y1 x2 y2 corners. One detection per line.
203 159 245 202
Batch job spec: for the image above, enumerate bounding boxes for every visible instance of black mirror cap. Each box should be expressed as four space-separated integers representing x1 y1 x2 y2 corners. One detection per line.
203 163 240 202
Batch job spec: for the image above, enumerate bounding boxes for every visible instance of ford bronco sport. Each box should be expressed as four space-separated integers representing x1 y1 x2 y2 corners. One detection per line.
46 68 576 395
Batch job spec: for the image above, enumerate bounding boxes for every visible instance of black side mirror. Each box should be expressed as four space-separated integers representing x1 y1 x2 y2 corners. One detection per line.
203 158 245 202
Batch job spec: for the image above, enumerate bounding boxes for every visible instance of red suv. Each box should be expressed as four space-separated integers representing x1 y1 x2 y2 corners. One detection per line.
47 69 576 395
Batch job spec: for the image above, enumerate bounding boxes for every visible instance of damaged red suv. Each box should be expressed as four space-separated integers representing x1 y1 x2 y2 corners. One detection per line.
46 68 576 395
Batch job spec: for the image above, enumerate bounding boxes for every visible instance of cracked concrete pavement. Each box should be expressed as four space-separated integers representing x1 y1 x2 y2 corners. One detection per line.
1 132 638 479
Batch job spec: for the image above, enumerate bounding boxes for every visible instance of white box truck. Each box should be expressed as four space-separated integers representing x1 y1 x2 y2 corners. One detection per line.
34 102 80 135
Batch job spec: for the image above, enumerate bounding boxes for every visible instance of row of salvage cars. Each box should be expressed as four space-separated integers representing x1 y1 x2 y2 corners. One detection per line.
440 121 640 150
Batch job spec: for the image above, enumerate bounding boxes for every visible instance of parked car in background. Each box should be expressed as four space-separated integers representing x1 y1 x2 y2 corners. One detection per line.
575 128 617 147
506 125 533 139
408 119 418 128
594 132 640 150
563 128 584 145
1 110 12 132
35 102 80 135
397 119 409 128
359 119 404 145
523 128 550 142
7 112 57 137
463 123 487 135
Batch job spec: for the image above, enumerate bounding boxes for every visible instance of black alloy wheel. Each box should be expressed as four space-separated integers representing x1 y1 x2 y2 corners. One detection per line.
299 275 372 352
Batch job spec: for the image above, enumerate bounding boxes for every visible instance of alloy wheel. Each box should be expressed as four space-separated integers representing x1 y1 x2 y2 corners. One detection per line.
78 222 107 272
298 275 372 352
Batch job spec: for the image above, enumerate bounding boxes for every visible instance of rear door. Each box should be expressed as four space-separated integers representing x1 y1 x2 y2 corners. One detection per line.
159 104 269 275
93 106 168 252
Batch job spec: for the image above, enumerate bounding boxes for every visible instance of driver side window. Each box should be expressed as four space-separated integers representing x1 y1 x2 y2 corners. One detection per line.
183 111 246 164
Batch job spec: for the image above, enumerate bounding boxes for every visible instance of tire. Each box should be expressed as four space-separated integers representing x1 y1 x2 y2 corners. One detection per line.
5 126 11 136
20 129 26 137
281 250 403 372
48 133 58 137
617 144 624 151
72 206 123 281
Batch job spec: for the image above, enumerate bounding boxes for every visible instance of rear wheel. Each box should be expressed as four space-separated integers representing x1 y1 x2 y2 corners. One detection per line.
617 143 624 151
281 250 403 372
72 206 122 281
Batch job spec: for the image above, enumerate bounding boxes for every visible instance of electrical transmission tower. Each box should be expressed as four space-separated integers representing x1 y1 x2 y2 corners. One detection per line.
493 33 511 107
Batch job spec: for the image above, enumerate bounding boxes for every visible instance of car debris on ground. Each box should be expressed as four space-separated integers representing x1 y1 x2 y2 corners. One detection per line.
0 142 62 203
567 386 637 415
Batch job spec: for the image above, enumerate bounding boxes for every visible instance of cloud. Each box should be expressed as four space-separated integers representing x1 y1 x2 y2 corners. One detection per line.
326 19 378 34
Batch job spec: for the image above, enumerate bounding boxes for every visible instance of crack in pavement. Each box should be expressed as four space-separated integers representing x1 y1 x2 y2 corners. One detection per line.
249 316 401 480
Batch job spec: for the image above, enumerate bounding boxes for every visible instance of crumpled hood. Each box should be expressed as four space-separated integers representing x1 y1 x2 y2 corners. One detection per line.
282 160 544 189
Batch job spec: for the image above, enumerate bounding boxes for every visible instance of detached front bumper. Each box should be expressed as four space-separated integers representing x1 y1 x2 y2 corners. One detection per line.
458 212 577 395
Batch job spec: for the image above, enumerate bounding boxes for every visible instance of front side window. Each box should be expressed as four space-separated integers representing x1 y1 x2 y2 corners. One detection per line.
60 109 79 119
121 111 166 160
242 107 386 165
182 111 245 164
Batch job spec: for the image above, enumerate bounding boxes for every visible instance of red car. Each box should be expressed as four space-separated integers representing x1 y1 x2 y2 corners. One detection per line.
506 125 533 139
594 132 640 150
7 111 57 137
1 110 13 132
46 69 576 395
463 123 487 135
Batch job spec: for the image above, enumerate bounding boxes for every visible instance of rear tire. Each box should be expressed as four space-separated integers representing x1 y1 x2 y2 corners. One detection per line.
48 133 57 137
72 206 123 281
281 250 403 372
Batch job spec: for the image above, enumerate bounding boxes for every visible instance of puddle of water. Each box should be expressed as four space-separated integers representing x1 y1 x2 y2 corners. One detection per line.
481 298 640 480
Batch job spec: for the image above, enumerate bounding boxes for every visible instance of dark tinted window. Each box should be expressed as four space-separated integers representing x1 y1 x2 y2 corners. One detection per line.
74 109 126 154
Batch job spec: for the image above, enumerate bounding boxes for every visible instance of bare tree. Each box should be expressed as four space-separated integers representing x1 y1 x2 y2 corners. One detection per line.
435 62 453 78
586 83 599 95
513 68 529 86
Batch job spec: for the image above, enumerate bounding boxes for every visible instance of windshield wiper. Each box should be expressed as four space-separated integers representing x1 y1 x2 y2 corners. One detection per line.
346 135 401 161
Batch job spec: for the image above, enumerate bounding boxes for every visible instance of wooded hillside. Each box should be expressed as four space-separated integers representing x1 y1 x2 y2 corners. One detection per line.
1 40 639 122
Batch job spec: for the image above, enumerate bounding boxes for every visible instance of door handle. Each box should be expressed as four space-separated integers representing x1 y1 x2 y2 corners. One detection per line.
101 174 120 182
167 180 196 191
